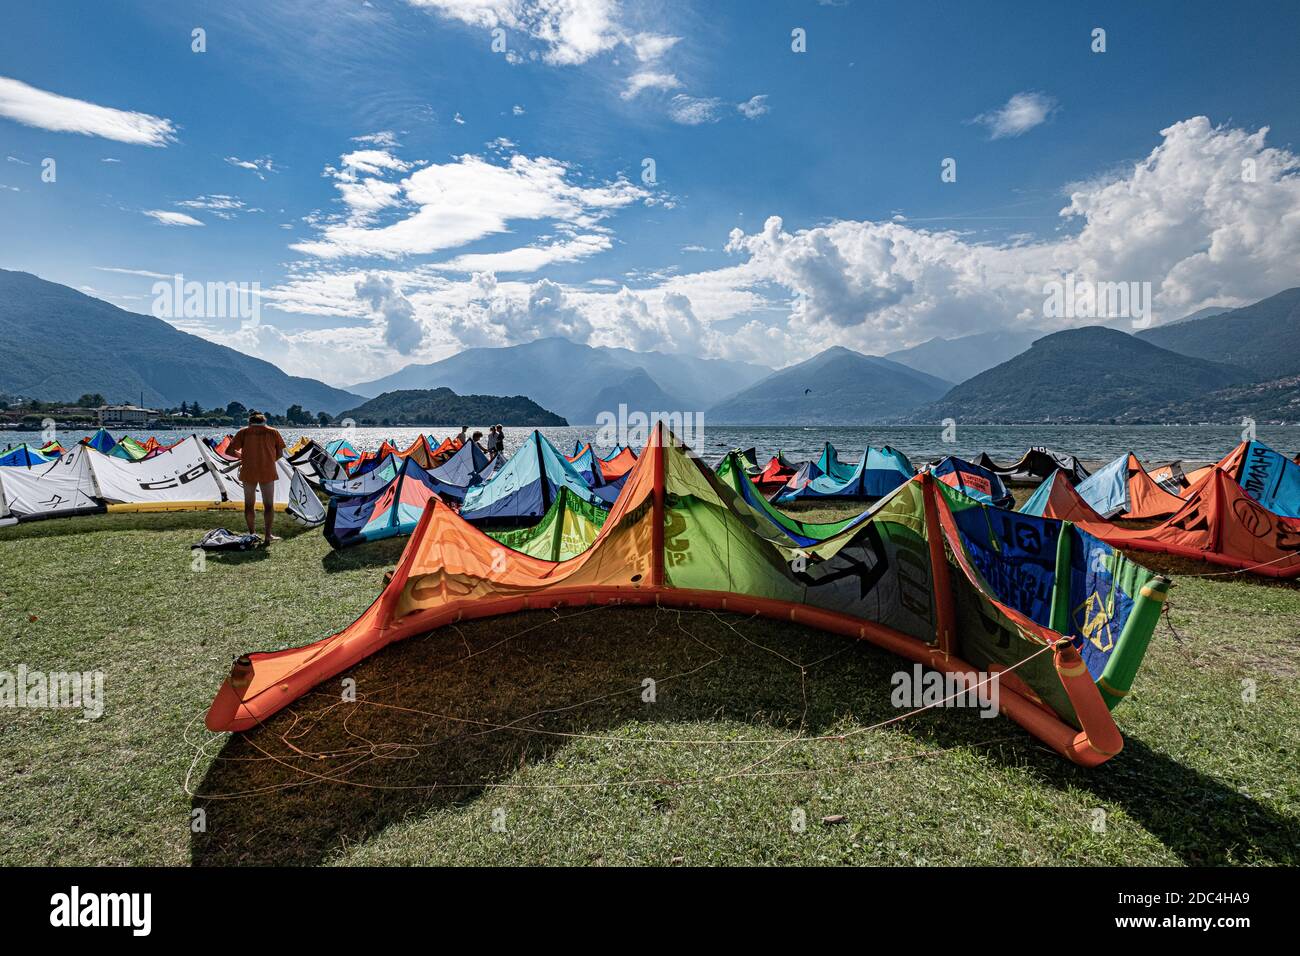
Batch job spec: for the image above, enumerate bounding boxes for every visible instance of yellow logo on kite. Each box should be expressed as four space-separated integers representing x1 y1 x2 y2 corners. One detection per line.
1074 592 1115 653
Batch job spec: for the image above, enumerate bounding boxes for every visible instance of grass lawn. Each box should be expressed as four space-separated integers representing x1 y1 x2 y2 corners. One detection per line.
1 498 1297 867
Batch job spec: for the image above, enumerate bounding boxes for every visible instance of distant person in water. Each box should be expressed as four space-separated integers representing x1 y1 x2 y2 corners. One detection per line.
228 410 285 548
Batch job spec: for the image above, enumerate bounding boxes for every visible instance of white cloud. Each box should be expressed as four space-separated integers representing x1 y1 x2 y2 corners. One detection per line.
334 149 411 178
356 273 425 354
737 94 769 120
405 0 621 65
175 194 248 220
448 274 594 346
225 155 276 179
630 32 681 62
667 94 722 126
247 116 1300 375
972 91 1057 139
432 234 612 272
7 155 28 164
352 131 399 147
295 146 648 259
711 117 1300 361
453 112 466 124
512 104 525 115
144 210 203 227
0 76 175 146
622 70 680 100
94 266 173 279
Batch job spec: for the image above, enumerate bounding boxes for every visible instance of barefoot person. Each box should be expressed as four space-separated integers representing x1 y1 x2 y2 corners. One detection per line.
227 410 286 547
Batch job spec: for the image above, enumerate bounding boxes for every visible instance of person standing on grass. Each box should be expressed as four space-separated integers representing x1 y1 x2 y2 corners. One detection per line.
228 410 286 548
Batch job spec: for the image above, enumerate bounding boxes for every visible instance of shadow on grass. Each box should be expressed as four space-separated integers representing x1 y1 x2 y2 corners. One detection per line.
190 607 1299 867
0 509 321 542
320 537 409 573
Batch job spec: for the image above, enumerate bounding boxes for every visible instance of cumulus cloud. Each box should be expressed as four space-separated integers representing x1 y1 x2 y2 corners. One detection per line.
0 76 175 146
446 273 593 346
257 116 1300 373
295 146 648 259
712 117 1300 356
972 91 1057 139
405 0 621 65
356 273 425 354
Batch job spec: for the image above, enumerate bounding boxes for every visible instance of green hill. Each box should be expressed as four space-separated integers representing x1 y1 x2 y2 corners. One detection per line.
338 388 567 426
1150 374 1300 425
1137 287 1300 379
0 269 361 414
914 326 1252 423
708 347 951 424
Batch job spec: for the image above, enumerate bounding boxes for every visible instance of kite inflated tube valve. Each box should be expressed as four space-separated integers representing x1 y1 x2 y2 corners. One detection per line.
229 655 254 697
1053 640 1124 762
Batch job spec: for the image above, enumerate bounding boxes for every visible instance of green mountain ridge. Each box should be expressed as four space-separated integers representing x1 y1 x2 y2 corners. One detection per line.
912 326 1253 424
0 269 362 414
338 388 568 426
1137 287 1300 379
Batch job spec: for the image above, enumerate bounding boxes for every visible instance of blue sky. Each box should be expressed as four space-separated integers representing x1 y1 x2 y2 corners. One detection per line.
3 0 1300 387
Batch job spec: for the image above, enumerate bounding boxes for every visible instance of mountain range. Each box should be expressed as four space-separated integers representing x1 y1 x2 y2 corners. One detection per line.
1136 287 1300 380
0 269 361 414
883 329 1045 384
915 327 1252 423
708 346 952 424
6 268 1300 426
351 337 771 423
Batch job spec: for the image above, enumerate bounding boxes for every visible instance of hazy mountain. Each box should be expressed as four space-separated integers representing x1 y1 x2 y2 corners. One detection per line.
1165 305 1234 326
914 327 1252 423
707 346 952 424
883 329 1043 385
338 388 567 426
575 367 681 425
0 269 361 414
1137 287 1300 379
350 337 770 422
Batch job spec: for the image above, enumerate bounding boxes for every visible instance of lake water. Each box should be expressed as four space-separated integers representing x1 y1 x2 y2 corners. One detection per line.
7 423 1300 466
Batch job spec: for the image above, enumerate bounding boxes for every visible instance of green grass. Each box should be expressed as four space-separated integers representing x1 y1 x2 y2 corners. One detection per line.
1 502 1297 867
